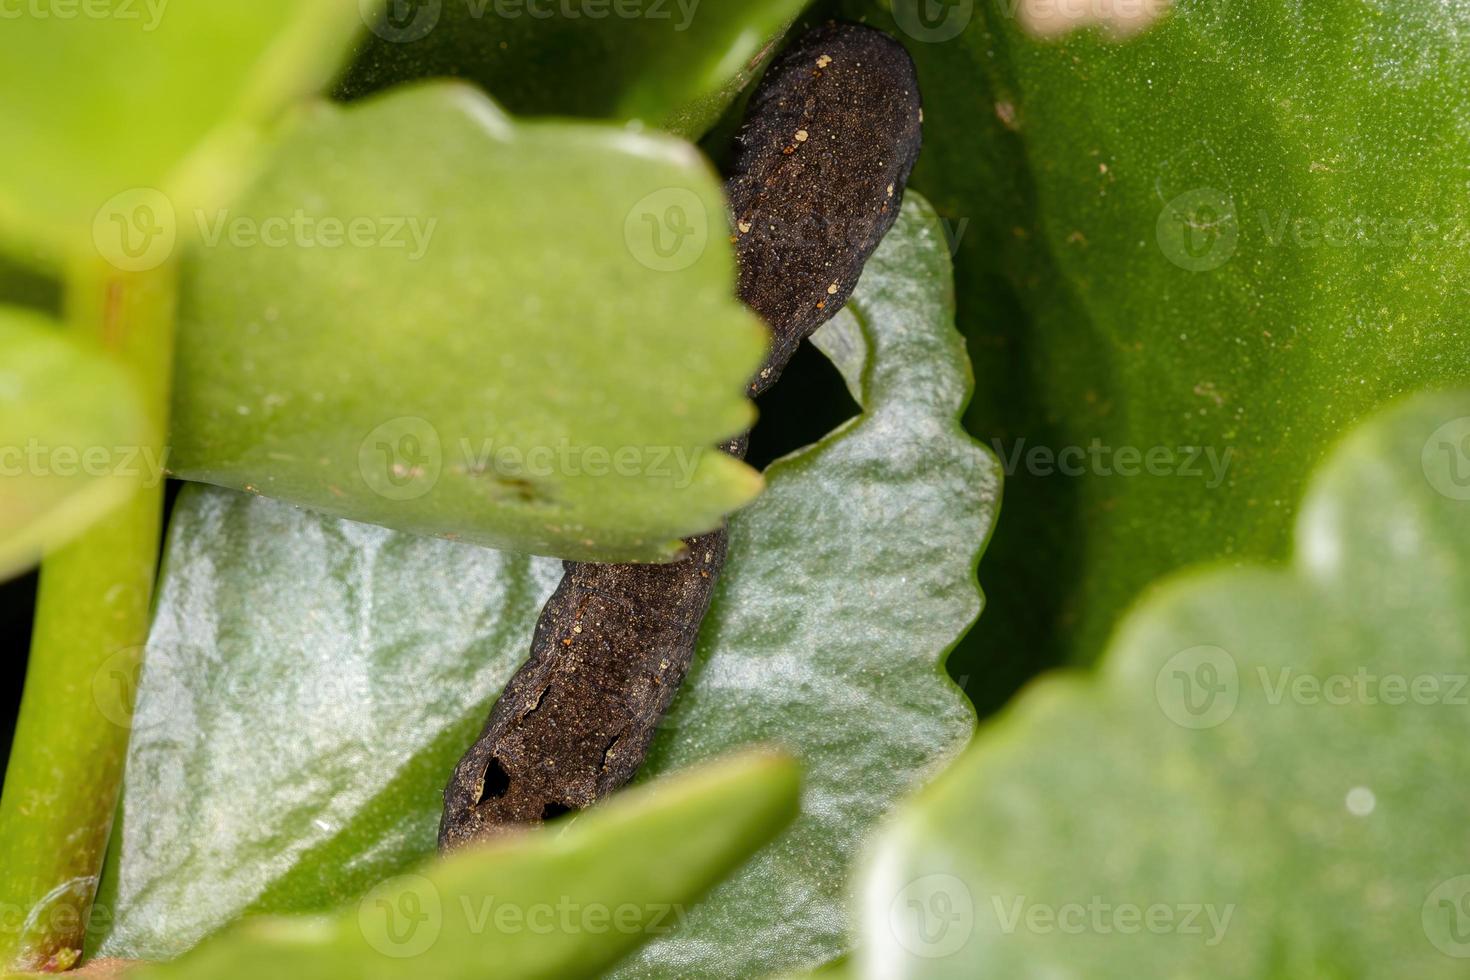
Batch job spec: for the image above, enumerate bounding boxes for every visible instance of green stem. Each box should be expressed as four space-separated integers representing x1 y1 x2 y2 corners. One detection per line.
0 254 177 972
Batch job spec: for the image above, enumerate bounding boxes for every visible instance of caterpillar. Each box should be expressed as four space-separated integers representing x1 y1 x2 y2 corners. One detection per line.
439 21 923 850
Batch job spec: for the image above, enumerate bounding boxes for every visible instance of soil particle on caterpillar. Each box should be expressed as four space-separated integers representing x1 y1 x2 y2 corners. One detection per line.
439 22 923 851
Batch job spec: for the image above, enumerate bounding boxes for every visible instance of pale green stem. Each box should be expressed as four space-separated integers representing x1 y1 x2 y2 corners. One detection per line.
0 254 177 972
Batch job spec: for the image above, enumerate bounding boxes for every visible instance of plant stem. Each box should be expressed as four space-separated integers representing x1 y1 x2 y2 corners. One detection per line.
0 254 177 972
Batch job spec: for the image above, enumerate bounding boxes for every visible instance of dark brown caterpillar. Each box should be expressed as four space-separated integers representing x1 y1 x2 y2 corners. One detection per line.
439 22 923 850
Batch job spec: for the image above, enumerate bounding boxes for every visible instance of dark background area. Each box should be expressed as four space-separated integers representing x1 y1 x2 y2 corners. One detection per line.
745 339 860 472
0 572 37 773
0 251 60 774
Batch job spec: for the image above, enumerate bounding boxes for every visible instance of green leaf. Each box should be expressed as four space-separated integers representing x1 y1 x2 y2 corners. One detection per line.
94 195 993 975
339 0 813 138
857 389 1470 977
86 483 567 960
0 0 363 264
169 83 767 563
0 306 150 581
129 750 800 980
831 0 1470 686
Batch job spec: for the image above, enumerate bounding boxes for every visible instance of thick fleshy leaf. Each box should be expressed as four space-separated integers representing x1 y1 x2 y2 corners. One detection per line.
88 482 564 960
130 750 799 980
170 83 767 563
0 0 362 263
94 196 993 972
0 307 150 581
826 0 1470 692
858 390 1470 978
339 0 812 138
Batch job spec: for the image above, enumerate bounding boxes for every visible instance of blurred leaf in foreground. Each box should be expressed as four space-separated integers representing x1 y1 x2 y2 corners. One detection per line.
859 390 1470 978
0 0 363 265
131 750 800 980
170 83 767 563
0 307 150 581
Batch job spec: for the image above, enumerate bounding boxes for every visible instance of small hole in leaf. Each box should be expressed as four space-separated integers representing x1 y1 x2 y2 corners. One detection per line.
541 802 575 822
746 339 860 470
477 758 511 804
